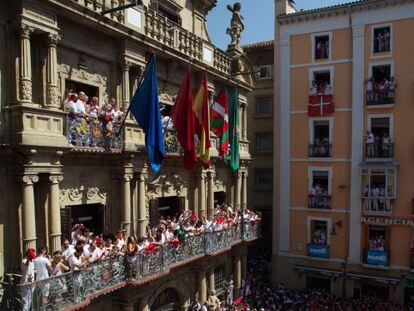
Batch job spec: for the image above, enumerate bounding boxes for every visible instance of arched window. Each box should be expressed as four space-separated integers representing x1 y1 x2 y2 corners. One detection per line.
151 288 181 311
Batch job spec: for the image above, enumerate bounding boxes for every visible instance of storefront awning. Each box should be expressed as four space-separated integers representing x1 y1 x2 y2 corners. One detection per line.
347 271 400 285
293 265 343 277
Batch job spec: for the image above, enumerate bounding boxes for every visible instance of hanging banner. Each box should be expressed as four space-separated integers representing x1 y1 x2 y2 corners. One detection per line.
366 250 389 266
307 244 330 259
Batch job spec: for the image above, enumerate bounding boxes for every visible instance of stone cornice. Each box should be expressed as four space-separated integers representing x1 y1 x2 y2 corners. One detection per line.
278 0 414 25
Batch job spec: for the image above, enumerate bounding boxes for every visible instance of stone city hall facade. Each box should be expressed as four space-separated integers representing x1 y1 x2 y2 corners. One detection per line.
0 0 257 310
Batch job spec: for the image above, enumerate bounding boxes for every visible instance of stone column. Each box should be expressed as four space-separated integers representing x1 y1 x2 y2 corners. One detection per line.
198 171 206 218
241 252 247 280
46 33 61 108
192 173 199 216
198 269 207 304
207 171 215 218
234 171 242 211
49 174 63 253
22 174 39 250
122 60 131 111
19 25 34 103
138 167 148 237
233 255 241 298
208 268 215 295
139 297 150 311
121 174 133 234
241 170 248 212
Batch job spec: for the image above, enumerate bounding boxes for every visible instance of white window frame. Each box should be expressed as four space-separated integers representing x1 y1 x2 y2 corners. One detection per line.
308 166 333 195
257 65 273 80
311 32 332 61
368 60 394 80
371 23 393 58
307 216 332 245
255 96 273 117
309 66 334 89
309 116 334 145
361 167 397 199
367 113 394 141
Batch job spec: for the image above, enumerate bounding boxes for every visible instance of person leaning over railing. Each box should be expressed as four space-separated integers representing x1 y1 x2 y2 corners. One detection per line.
20 248 35 311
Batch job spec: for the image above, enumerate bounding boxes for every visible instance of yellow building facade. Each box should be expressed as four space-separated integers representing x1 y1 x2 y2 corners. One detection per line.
274 0 414 303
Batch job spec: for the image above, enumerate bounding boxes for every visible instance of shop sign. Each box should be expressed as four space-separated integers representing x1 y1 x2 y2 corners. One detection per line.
361 217 414 227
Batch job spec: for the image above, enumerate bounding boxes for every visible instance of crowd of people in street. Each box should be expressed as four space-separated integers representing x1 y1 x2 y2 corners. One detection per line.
190 252 403 310
365 76 397 105
365 130 392 158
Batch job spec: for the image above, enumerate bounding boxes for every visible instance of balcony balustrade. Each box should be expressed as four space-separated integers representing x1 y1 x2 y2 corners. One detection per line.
366 89 395 106
307 244 330 259
66 0 232 75
364 249 389 267
1 222 260 311
309 144 332 158
308 194 332 210
365 142 394 159
361 197 393 216
66 116 123 151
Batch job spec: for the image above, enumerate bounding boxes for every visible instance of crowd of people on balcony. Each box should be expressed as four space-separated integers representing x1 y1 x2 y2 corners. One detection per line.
311 136 330 157
64 91 124 148
312 229 327 245
19 204 261 310
368 235 386 252
362 184 393 212
365 76 397 105
309 183 330 209
365 130 392 158
315 38 329 59
309 80 333 96
374 28 391 53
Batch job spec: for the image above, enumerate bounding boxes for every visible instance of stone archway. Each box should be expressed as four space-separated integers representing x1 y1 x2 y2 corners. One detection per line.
150 288 181 311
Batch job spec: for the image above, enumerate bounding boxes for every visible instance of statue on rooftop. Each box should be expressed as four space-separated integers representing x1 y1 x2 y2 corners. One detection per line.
226 2 244 47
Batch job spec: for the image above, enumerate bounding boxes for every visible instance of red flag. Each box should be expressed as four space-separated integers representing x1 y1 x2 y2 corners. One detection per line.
171 66 197 170
308 94 334 117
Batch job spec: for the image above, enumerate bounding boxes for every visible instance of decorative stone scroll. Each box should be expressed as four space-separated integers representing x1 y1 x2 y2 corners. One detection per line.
60 186 108 205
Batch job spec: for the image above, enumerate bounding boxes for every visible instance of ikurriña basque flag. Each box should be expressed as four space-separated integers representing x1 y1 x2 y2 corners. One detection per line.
129 54 165 173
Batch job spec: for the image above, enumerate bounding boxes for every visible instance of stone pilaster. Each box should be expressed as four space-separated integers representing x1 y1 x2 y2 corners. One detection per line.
241 102 247 140
122 60 131 111
137 166 148 237
208 268 215 294
233 254 241 298
198 170 207 218
49 174 64 253
234 171 242 211
19 25 34 103
121 174 133 235
207 170 215 218
46 33 61 108
198 269 207 304
241 170 248 211
21 174 39 250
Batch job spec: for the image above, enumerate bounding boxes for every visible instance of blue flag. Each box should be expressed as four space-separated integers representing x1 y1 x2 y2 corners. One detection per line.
129 55 165 173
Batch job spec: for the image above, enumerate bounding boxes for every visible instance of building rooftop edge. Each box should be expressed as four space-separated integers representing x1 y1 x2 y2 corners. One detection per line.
277 0 407 23
242 40 274 49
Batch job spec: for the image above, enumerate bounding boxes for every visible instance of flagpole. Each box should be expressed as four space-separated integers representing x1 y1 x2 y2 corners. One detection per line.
117 55 154 137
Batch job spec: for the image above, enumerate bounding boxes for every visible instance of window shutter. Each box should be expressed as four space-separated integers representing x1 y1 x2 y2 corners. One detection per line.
60 207 72 242
149 199 159 227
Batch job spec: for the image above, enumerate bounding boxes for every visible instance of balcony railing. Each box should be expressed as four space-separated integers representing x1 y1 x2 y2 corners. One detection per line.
361 197 393 216
366 89 395 106
66 0 232 75
364 249 389 267
365 142 394 159
309 144 332 158
307 244 330 259
66 116 123 151
308 194 332 209
2 222 260 311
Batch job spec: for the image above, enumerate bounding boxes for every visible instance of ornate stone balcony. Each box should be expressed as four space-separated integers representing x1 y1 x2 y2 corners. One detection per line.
66 116 123 152
66 0 232 75
2 222 260 311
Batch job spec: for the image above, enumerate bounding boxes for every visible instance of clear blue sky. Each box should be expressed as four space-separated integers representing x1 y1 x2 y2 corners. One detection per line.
207 0 350 50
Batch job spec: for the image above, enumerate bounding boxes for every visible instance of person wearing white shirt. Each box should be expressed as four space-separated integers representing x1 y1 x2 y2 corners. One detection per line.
34 247 52 300
21 248 36 311
62 239 75 262
366 131 375 157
